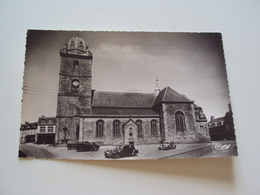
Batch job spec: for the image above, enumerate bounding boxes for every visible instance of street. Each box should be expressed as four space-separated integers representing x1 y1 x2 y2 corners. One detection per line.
19 141 238 160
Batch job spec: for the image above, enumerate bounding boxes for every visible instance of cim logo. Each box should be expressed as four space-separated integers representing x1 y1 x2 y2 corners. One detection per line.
215 143 231 150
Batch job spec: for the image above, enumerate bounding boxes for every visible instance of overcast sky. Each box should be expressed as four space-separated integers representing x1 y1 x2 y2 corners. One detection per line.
21 30 231 123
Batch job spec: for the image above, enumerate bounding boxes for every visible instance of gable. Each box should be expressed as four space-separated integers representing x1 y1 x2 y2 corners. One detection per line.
153 86 192 106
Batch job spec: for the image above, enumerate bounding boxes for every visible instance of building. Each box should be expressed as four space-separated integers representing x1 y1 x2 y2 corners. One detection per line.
35 116 56 144
208 104 235 141
19 116 56 144
20 122 38 144
55 35 211 145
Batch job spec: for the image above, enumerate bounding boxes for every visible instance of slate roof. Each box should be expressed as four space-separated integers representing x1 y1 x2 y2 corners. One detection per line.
91 107 158 116
80 87 194 116
79 90 159 116
153 86 193 105
92 91 155 108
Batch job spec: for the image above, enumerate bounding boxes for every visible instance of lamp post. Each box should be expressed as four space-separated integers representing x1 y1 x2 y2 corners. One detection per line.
63 127 68 144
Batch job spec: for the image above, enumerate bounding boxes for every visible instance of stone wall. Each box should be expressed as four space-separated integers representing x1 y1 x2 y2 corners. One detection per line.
162 103 201 143
80 117 161 145
196 121 211 143
60 56 92 77
55 117 80 143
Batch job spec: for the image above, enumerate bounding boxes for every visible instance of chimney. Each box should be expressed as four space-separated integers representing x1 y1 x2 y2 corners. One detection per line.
210 116 214 121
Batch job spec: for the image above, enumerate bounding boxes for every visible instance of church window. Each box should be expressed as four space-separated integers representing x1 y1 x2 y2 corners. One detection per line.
151 120 157 135
73 60 79 70
136 120 143 135
76 125 79 140
96 120 104 137
113 120 121 136
175 111 186 131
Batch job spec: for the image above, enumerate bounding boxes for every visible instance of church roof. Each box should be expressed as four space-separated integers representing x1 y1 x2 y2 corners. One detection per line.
153 86 193 105
92 91 155 108
91 107 158 116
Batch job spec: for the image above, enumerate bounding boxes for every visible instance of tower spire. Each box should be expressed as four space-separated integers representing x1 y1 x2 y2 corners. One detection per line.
155 77 160 96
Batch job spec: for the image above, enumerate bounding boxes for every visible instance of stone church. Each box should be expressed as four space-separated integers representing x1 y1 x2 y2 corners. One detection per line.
55 35 211 145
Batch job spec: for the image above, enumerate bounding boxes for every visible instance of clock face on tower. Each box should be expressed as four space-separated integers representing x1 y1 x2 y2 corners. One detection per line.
71 79 80 92
72 80 79 87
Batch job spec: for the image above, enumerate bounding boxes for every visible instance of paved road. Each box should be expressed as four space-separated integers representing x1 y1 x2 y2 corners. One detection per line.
162 141 238 159
19 144 57 159
18 141 238 160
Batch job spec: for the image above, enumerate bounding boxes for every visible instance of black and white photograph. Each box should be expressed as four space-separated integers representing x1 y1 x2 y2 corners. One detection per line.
19 30 238 160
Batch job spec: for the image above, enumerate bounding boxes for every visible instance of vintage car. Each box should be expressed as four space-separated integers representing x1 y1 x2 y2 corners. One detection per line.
76 141 100 152
158 141 176 150
104 144 139 158
67 140 78 150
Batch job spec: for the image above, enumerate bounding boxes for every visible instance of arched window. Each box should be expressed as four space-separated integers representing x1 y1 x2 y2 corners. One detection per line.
73 60 79 70
79 41 84 49
70 41 75 48
151 120 157 135
96 120 104 137
175 111 186 131
136 120 143 135
113 120 121 136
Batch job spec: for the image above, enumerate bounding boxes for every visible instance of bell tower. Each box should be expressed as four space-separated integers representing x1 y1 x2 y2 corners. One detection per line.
56 35 93 143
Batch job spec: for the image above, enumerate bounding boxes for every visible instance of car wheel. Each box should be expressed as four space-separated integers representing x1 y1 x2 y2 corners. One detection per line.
114 154 120 158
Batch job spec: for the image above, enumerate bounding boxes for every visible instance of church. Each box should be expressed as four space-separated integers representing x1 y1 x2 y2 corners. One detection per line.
55 35 211 145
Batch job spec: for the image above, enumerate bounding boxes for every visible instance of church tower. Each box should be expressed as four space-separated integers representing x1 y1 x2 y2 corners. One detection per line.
56 35 93 143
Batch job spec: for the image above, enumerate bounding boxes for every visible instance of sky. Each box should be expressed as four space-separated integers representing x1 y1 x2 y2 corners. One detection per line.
21 30 231 123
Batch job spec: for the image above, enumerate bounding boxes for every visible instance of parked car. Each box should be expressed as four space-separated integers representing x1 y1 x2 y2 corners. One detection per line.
104 145 139 158
158 141 176 150
76 141 100 152
67 140 78 150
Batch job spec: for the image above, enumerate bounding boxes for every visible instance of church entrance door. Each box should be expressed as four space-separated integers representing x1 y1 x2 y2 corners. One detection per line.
124 121 138 145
